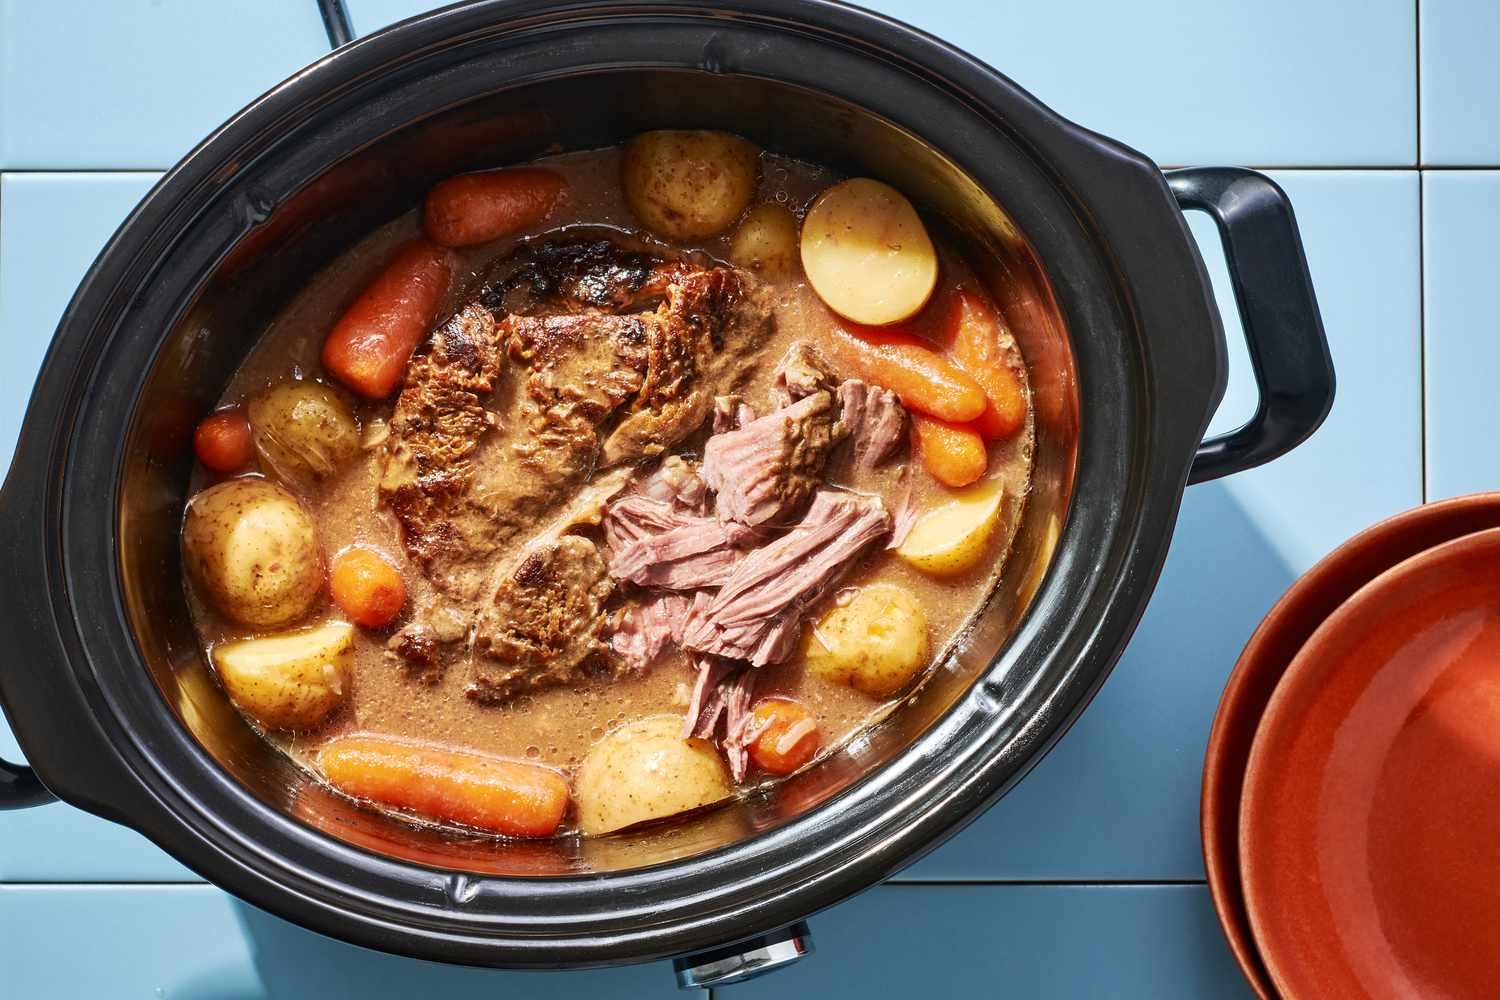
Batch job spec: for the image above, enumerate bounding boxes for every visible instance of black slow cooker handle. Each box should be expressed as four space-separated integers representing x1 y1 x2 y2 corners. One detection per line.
0 469 58 809
1169 167 1334 484
0 755 52 808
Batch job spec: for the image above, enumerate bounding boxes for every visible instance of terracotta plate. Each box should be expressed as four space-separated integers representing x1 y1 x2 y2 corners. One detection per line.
1202 493 1500 998
1242 527 1500 999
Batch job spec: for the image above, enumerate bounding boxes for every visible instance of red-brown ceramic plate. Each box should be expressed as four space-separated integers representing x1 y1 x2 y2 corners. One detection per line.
1202 493 1500 998
1241 526 1500 999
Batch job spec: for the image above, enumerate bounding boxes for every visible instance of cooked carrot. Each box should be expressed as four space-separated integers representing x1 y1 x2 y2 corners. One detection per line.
193 409 254 472
913 413 988 487
748 699 821 776
940 290 1026 441
830 324 986 423
322 240 455 399
319 736 569 838
329 547 407 629
423 168 566 248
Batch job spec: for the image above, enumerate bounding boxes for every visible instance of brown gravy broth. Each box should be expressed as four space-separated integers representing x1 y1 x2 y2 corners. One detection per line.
188 145 1034 828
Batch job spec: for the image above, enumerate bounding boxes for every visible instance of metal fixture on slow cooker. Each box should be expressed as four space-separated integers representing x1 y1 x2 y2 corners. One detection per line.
0 0 1331 984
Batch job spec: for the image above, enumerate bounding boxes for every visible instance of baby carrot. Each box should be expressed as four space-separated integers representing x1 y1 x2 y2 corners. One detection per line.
193 409 254 472
423 167 566 248
319 736 569 838
329 547 407 629
322 240 455 399
830 324 987 423
912 413 988 487
748 699 821 776
939 290 1026 441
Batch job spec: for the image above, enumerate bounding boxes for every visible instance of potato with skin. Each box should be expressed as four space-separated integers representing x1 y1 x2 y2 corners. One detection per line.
801 177 938 325
213 621 353 731
182 478 325 627
574 715 732 835
729 203 800 278
804 584 930 699
622 130 760 240
248 380 361 484
896 478 1006 576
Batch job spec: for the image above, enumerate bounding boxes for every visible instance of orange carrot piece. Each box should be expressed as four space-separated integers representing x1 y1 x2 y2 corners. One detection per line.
830 324 987 423
423 167 566 248
912 413 988 487
192 409 253 472
329 547 407 629
748 699 821 776
322 240 455 399
319 736 569 838
939 290 1026 441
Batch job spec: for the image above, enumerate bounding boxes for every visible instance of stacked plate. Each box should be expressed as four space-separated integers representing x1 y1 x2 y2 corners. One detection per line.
1202 494 1500 998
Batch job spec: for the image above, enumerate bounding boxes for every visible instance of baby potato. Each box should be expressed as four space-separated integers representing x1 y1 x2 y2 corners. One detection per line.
183 478 325 627
574 715 732 836
896 478 1005 577
213 621 353 731
622 130 760 240
248 380 361 484
804 584 930 699
800 177 938 325
729 203 800 278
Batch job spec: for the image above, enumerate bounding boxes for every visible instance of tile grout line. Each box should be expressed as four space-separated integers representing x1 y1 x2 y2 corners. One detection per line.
1417 0 1429 502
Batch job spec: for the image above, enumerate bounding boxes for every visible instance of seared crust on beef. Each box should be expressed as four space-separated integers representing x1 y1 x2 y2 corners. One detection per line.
467 536 617 703
379 304 502 575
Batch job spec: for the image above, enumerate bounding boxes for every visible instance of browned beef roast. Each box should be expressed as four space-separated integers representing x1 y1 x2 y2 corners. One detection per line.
467 535 616 704
381 239 772 692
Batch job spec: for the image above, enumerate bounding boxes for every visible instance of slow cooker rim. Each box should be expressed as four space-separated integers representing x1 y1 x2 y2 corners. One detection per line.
5 0 1221 967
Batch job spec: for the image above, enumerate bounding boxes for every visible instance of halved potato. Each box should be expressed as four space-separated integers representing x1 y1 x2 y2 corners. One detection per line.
622 130 760 240
800 177 937 325
729 203 800 278
574 715 732 836
213 621 353 731
182 477 325 627
803 584 930 699
896 478 1006 577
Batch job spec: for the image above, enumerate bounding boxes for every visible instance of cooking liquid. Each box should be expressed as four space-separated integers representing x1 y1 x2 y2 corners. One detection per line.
188 147 1034 834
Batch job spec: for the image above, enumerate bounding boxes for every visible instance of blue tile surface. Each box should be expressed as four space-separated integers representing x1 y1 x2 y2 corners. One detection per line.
901 171 1422 880
1423 171 1500 499
349 0 1417 166
0 172 195 881
0 1 1471 996
0 885 685 998
1421 0 1500 164
0 0 328 169
732 885 1254 999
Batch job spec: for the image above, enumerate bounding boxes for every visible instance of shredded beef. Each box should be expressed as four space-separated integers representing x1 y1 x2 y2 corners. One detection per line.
701 391 841 526
769 341 839 409
835 379 907 469
684 657 760 780
611 591 694 671
605 494 758 590
681 491 891 666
